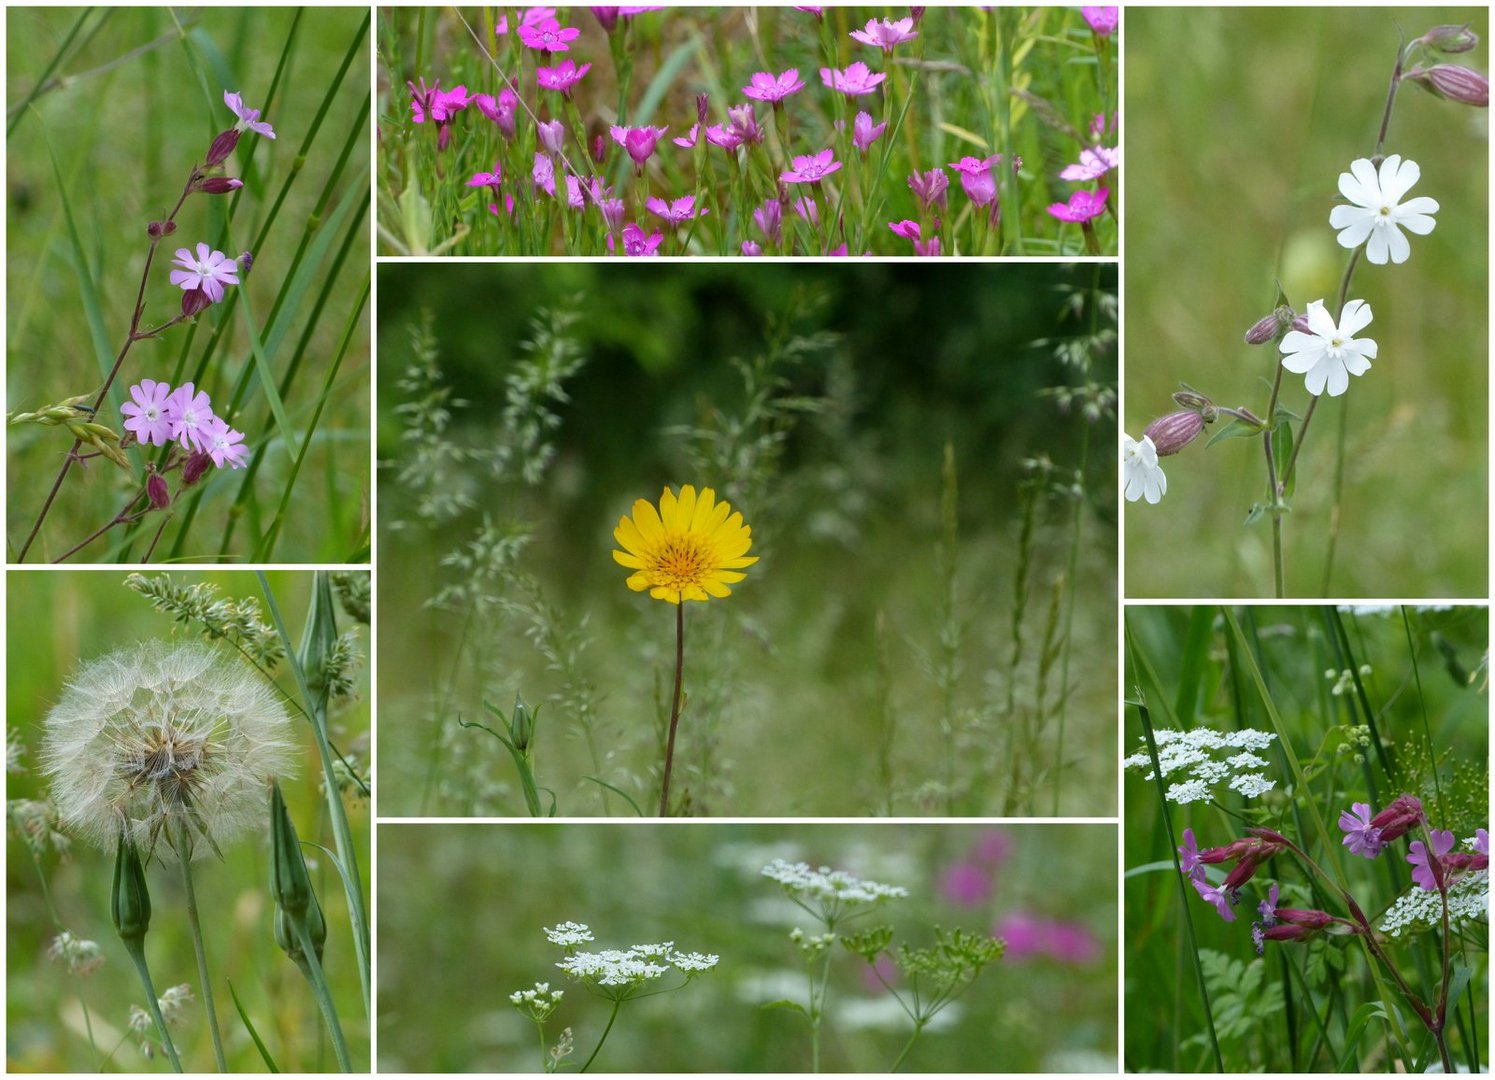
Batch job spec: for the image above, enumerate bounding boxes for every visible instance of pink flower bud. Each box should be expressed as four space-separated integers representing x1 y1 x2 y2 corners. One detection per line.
199 176 244 195
910 6 927 25
147 220 177 239
1244 305 1295 345
204 127 241 166
181 288 213 318
1408 64 1490 107
238 251 254 275
147 472 170 510
182 449 214 486
592 135 606 165
1369 794 1425 842
592 7 620 32
696 93 710 125
537 119 565 156
1142 411 1205 456
1417 24 1479 54
1290 314 1310 334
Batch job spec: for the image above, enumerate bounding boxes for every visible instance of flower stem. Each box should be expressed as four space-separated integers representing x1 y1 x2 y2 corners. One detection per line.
888 1020 927 1072
177 851 228 1071
658 603 686 816
579 998 622 1072
123 941 184 1072
1375 39 1409 157
293 919 353 1072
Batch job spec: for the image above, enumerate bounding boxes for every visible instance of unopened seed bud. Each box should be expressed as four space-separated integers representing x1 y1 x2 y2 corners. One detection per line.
1171 388 1214 412
1418 24 1479 54
910 6 927 26
147 220 177 239
146 472 170 510
1244 304 1296 344
1290 314 1310 333
509 693 535 751
592 134 606 165
204 127 241 166
1407 64 1490 107
182 449 214 486
199 176 244 195
110 834 152 944
1143 410 1205 456
181 288 212 318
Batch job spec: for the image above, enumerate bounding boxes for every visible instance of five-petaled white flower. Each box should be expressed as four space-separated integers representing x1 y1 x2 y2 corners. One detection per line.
1123 434 1166 504
1329 155 1439 265
1279 298 1378 398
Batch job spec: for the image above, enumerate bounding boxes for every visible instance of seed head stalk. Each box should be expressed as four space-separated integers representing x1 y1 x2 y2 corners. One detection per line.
658 603 686 816
123 945 184 1072
174 825 228 1071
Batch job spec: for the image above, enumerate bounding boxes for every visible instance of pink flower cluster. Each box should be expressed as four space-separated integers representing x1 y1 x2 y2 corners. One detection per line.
121 379 249 470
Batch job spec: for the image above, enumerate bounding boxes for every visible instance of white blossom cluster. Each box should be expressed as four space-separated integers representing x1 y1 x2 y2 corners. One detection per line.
760 859 909 905
1122 727 1278 805
543 921 595 947
508 981 565 1021
556 945 719 987
1380 869 1489 938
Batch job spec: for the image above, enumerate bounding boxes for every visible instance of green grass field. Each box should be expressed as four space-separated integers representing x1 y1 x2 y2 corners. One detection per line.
1123 7 1488 597
7 8 371 563
6 571 370 1072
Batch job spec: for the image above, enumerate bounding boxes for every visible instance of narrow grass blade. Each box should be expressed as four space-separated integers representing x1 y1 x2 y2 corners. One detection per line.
227 981 281 1072
40 119 114 390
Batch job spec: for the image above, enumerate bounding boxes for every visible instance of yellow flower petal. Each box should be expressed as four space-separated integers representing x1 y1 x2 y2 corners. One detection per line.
632 498 664 540
613 549 646 569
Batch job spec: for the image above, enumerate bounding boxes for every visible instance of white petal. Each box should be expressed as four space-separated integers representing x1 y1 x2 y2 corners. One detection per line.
1348 336 1378 360
1334 216 1375 249
1322 360 1350 397
1385 225 1411 264
1398 211 1437 236
1347 158 1381 204
1279 331 1315 356
1303 358 1331 396
1330 203 1369 229
1341 350 1373 377
1338 298 1373 336
1146 469 1166 503
1365 228 1390 264
1305 300 1336 338
1380 155 1419 204
1398 195 1439 217
1280 346 1321 374
1124 468 1146 502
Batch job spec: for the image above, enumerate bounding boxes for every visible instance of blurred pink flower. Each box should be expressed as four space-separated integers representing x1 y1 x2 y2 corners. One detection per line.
795 5 824 18
850 16 918 52
743 69 805 103
597 196 626 233
496 8 555 35
1059 146 1118 182
537 59 591 96
939 861 992 906
790 196 818 225
532 152 556 197
741 240 763 256
620 223 664 256
781 148 841 184
996 912 1100 964
852 110 887 153
820 61 886 97
564 174 585 210
1047 187 1108 223
859 952 898 993
537 119 566 156
1081 6 1118 35
518 16 581 52
752 199 783 243
973 829 1012 866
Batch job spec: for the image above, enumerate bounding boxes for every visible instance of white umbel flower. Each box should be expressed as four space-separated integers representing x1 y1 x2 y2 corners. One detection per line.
1122 434 1166 504
1279 298 1378 398
42 641 295 860
1329 155 1439 265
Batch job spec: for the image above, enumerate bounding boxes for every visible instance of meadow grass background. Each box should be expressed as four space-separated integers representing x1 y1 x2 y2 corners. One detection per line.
1123 7 1488 598
376 6 1118 256
6 571 371 1072
375 262 1118 817
1123 605 1488 1072
7 8 372 564
376 822 1118 1072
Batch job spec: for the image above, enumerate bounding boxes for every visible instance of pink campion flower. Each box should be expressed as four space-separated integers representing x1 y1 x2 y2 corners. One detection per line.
752 199 783 243
939 862 992 906
741 240 763 256
537 59 592 97
908 167 949 208
610 124 669 170
518 16 581 52
1178 827 1205 882
1048 187 1109 223
849 16 918 52
537 119 566 156
165 383 215 450
1409 829 1457 891
169 242 240 303
532 152 556 197
646 194 704 228
888 219 921 240
727 104 763 145
781 148 841 184
201 415 249 469
1059 146 1119 182
742 69 805 103
496 7 556 35
1191 875 1236 922
820 62 887 98
1081 6 1119 36
120 379 175 447
852 110 888 153
620 222 664 256
223 90 276 138
474 88 519 140
949 155 1002 207
705 124 745 150
673 123 701 148
1338 802 1385 858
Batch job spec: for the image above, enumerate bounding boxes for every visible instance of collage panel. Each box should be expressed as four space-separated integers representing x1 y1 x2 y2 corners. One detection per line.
6 7 372 565
1122 6 1488 598
375 262 1117 818
375 5 1117 257
376 821 1118 1072
1123 604 1489 1072
6 570 371 1072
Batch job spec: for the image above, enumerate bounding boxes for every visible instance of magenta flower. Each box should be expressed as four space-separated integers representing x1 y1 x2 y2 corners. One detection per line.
938 862 991 906
780 148 841 184
742 69 805 103
202 415 249 469
994 912 1100 964
908 167 949 208
591 7 661 32
820 62 887 97
166 383 215 451
1257 882 1280 924
474 88 518 140
1409 829 1457 891
432 85 470 122
223 90 275 139
791 196 818 226
828 243 851 256
1082 6 1119 36
849 16 918 52
726 104 763 145
496 7 555 35
466 167 503 196
537 119 566 156
1091 112 1117 142
619 222 664 257
752 199 783 243
1177 827 1204 882
673 123 701 148
518 16 581 52
121 379 175 447
973 830 1011 866
597 196 626 233
888 219 920 240
705 124 745 150
888 220 940 256
169 242 240 303
1191 875 1236 922
1048 187 1109 223
610 124 669 170
646 195 704 228
949 155 1002 207
741 240 763 256
532 152 556 197
852 110 887 153
1338 802 1385 858
1059 146 1119 182
563 174 585 211
795 5 824 17
538 59 592 96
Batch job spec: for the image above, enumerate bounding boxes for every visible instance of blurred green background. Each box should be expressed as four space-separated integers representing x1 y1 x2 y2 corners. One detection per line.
6 571 370 1072
377 822 1118 1072
1124 605 1489 1072
376 262 1118 817
1123 8 1488 597
7 8 371 563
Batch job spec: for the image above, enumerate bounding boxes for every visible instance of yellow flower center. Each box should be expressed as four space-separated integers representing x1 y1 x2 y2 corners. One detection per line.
652 536 711 587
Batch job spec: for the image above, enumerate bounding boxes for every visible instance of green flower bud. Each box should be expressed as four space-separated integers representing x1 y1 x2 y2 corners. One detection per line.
269 782 313 919
111 833 152 945
509 693 535 751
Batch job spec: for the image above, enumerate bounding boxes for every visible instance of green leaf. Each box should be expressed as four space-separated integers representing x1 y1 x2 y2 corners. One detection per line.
1272 407 1296 499
1244 502 1265 526
1206 417 1263 448
581 776 645 817
228 981 280 1072
761 999 810 1017
41 120 114 395
1336 1001 1388 1072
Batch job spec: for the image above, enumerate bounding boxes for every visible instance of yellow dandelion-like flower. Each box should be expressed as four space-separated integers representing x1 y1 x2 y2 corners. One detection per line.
612 485 758 604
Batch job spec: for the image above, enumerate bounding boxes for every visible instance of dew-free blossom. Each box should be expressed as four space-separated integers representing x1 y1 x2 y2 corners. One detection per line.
949 155 1002 207
1408 829 1456 890
407 78 469 124
201 415 249 469
1048 187 1109 223
1329 154 1439 265
820 61 887 97
852 110 887 153
908 168 949 208
762 859 908 911
647 195 705 228
742 69 805 102
611 124 669 169
167 383 215 450
223 90 275 138
1121 433 1166 504
1059 146 1118 182
120 379 175 446
888 220 939 256
612 484 757 602
545 921 596 947
467 167 502 195
1339 802 1385 858
537 59 591 96
518 16 581 52
168 242 240 303
781 148 841 184
617 222 663 257
1081 6 1119 35
474 87 518 139
849 16 918 52
1278 298 1377 398
1122 726 1277 802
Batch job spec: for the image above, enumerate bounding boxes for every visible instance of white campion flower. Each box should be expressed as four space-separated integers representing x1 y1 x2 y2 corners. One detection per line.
1279 298 1378 397
1122 434 1166 504
1329 155 1439 265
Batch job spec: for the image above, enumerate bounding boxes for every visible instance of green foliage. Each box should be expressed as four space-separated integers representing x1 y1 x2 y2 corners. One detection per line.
1192 949 1284 1052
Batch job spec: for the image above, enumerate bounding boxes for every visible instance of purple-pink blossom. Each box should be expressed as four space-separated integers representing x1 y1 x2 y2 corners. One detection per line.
466 167 502 196
610 124 669 169
908 168 949 208
949 155 1003 208
169 242 240 303
1257 882 1280 924
474 88 518 140
518 16 581 52
408 80 469 124
1059 146 1119 182
849 16 918 52
852 110 887 153
1338 802 1385 858
741 240 763 256
939 862 992 906
743 69 805 103
121 380 175 447
705 124 745 150
496 7 555 35
1081 6 1119 36
532 152 556 197
1047 187 1109 223
1178 827 1204 882
646 195 704 228
972 830 1012 866
1409 829 1456 891
752 199 783 243
780 148 841 184
167 383 215 451
202 415 249 469
726 104 763 145
1191 875 1236 922
537 119 566 156
537 59 591 96
619 222 664 257
564 174 585 211
673 124 701 148
597 196 626 233
223 90 275 139
820 61 887 97
994 912 1101 964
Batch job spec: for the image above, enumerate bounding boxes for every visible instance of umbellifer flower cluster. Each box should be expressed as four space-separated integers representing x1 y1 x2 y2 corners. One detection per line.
544 921 720 1000
1121 726 1278 804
